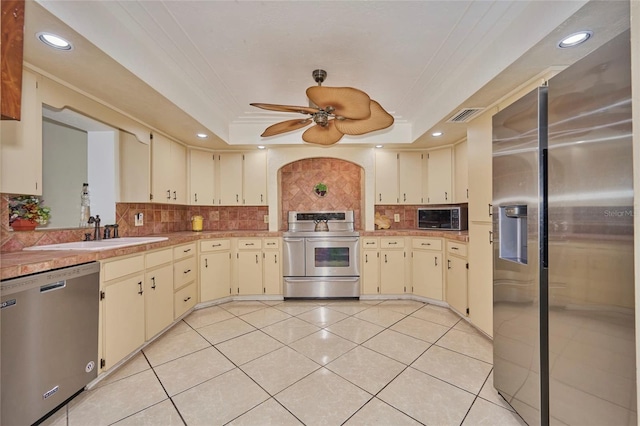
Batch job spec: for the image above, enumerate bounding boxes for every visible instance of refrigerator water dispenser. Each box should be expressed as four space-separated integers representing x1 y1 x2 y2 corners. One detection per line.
499 205 528 264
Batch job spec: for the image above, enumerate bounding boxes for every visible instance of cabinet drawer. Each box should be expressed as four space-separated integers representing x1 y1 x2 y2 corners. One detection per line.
447 241 468 257
380 238 404 249
238 239 262 249
263 238 279 249
173 243 196 260
174 282 197 319
103 255 145 282
361 238 378 249
174 257 197 289
146 248 173 269
412 238 442 251
200 239 230 252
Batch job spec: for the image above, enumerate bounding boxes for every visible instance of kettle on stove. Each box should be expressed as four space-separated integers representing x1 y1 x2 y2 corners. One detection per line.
314 219 329 232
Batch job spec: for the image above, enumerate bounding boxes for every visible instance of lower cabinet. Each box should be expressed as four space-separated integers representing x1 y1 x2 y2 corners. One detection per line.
380 238 407 294
411 238 444 300
144 248 174 340
446 241 468 316
200 239 232 301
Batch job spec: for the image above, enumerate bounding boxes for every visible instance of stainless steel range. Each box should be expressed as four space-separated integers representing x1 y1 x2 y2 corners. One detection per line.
283 211 360 298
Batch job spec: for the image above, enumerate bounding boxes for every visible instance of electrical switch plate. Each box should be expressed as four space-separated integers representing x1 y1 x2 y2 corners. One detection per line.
135 212 143 226
263 215 269 223
394 214 400 222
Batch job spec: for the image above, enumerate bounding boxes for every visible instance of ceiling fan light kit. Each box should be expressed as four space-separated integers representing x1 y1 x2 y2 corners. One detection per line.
250 70 394 145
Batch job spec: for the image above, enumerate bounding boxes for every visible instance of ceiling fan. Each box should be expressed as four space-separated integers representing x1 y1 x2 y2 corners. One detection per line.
250 69 394 146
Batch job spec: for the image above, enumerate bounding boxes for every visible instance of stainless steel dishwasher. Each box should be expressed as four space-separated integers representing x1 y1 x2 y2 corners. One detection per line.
1 262 100 426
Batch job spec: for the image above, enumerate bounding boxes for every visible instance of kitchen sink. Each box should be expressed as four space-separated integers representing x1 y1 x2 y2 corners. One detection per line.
23 237 169 251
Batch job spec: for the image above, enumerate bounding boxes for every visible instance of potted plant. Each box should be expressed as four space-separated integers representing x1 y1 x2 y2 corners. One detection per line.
314 182 328 197
9 195 51 231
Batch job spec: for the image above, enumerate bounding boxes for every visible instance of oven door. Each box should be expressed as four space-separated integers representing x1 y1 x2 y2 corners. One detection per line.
304 237 360 277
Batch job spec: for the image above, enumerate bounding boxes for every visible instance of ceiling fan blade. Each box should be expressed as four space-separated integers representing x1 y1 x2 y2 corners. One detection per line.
302 121 344 146
250 103 318 115
334 100 394 135
260 118 312 137
306 86 371 120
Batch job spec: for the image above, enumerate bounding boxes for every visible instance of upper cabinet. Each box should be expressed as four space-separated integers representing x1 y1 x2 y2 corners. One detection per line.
151 133 187 204
189 149 215 205
216 151 267 206
425 147 452 204
1 69 42 195
454 140 468 204
375 151 424 204
119 131 150 203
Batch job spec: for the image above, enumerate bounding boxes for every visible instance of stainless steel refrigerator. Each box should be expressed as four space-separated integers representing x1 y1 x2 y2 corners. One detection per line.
492 29 635 425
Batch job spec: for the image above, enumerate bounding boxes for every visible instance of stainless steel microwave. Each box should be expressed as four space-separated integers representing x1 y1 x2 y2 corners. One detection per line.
417 207 468 230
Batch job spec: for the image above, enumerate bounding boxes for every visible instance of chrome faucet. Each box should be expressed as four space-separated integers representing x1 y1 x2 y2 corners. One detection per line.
87 215 101 240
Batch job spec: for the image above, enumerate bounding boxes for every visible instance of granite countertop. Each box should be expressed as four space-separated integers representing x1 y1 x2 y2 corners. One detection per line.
1 229 468 281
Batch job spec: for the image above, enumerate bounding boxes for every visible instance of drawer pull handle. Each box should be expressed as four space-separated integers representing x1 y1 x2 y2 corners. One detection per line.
138 281 143 295
184 269 191 274
151 277 156 289
184 296 191 302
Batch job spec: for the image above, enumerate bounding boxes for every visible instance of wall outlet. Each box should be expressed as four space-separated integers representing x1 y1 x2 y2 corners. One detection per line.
394 213 400 222
135 212 144 226
263 214 269 223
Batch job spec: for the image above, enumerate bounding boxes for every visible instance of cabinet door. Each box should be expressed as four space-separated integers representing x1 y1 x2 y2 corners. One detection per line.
468 222 493 336
426 147 453 204
1 69 42 195
243 151 267 205
103 274 145 370
454 140 468 203
446 256 468 316
467 114 493 222
375 150 399 204
190 149 215 205
217 153 243 205
145 264 173 340
119 131 150 202
237 251 263 295
399 152 423 204
201 251 231 301
263 251 280 295
380 250 406 294
412 251 443 300
362 250 380 294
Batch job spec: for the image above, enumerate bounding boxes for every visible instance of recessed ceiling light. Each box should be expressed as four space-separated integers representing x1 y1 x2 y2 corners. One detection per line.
37 32 72 50
257 145 265 150
196 133 208 139
432 131 443 137
375 145 384 148
558 31 592 48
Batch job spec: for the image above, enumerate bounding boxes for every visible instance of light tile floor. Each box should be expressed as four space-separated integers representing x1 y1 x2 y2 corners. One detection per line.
43 300 527 426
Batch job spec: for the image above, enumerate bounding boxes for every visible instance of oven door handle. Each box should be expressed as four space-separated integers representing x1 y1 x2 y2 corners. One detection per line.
306 237 359 243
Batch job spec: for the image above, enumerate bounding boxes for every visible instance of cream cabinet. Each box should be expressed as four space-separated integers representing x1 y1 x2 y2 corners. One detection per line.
446 241 468 316
189 149 215 205
144 248 174 340
411 238 444 300
380 237 407 294
454 140 468 203
151 133 187 204
361 237 380 295
375 151 423 204
119 131 150 202
200 239 232 301
235 239 263 295
1 69 42 195
101 254 146 370
263 238 281 295
467 113 493 222
426 147 453 204
216 151 267 206
173 243 197 318
468 222 493 336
